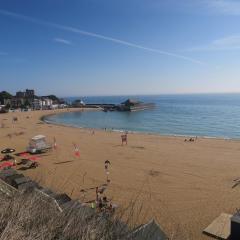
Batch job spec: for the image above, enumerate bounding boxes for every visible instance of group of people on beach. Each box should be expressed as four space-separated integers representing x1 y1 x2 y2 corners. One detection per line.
91 128 128 146
92 186 115 212
80 159 114 212
89 160 115 212
184 136 197 142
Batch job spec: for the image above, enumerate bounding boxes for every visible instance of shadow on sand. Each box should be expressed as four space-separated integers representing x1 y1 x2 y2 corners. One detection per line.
53 160 74 165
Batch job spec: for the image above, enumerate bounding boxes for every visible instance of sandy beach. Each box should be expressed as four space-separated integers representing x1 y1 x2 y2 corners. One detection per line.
1 109 240 239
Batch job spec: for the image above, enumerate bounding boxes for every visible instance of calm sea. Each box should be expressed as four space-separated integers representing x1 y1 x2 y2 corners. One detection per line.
45 94 240 139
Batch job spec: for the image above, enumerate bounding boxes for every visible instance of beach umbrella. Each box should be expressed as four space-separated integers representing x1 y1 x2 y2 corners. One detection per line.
19 152 30 157
0 161 14 168
28 156 41 161
1 148 15 154
1 154 14 161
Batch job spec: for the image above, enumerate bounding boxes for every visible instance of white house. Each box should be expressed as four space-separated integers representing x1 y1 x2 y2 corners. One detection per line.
50 104 59 110
41 98 53 109
32 99 43 110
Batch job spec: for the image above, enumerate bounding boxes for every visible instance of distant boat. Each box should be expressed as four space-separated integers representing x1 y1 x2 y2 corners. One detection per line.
117 99 155 111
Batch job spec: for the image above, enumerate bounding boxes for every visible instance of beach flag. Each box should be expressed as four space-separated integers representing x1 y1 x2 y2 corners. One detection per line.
73 143 80 157
53 137 57 150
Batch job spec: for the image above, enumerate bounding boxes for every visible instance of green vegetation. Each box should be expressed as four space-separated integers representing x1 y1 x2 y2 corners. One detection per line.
0 189 130 240
0 91 12 104
0 91 12 99
43 95 60 103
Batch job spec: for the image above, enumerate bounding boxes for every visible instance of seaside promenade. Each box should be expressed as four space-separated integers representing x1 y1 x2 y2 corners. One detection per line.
1 109 240 239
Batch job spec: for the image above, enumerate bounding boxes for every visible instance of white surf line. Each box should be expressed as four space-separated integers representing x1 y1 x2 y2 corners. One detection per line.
0 9 204 65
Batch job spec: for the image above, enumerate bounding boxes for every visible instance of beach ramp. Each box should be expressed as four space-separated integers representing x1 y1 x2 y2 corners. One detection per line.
11 176 32 189
203 213 232 239
130 219 167 240
34 187 73 212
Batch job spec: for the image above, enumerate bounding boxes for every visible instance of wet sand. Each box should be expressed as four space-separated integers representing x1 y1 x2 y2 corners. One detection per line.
1 109 240 239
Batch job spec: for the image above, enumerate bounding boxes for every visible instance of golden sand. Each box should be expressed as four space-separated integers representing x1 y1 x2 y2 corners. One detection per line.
1 109 240 239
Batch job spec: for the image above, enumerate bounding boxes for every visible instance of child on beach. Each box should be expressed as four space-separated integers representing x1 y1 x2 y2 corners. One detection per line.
104 160 111 183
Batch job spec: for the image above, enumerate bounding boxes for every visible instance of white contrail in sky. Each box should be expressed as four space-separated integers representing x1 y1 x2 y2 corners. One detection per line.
54 38 72 45
0 9 204 65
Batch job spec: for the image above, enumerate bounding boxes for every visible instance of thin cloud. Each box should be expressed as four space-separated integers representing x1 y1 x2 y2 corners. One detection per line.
184 35 240 52
0 9 204 65
205 0 240 15
54 38 72 45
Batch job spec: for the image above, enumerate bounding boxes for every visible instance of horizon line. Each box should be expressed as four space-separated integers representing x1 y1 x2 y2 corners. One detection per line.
3 89 240 98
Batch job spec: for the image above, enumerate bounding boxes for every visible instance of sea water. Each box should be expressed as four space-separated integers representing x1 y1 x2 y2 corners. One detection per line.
45 93 240 139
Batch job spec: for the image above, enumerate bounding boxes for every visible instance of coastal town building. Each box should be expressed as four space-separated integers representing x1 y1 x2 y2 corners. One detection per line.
11 97 25 108
32 98 42 110
3 98 11 106
32 98 54 110
41 98 53 109
16 91 25 98
0 90 63 111
0 90 70 112
25 89 35 99
15 89 35 104
4 89 36 109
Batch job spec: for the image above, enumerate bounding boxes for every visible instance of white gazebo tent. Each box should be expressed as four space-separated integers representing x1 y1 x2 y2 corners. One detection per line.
27 135 51 153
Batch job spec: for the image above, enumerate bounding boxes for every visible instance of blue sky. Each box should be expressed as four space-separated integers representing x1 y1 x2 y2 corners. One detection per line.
1 0 240 96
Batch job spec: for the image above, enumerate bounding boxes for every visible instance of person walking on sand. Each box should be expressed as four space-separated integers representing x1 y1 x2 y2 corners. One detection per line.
12 116 18 123
121 133 128 146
